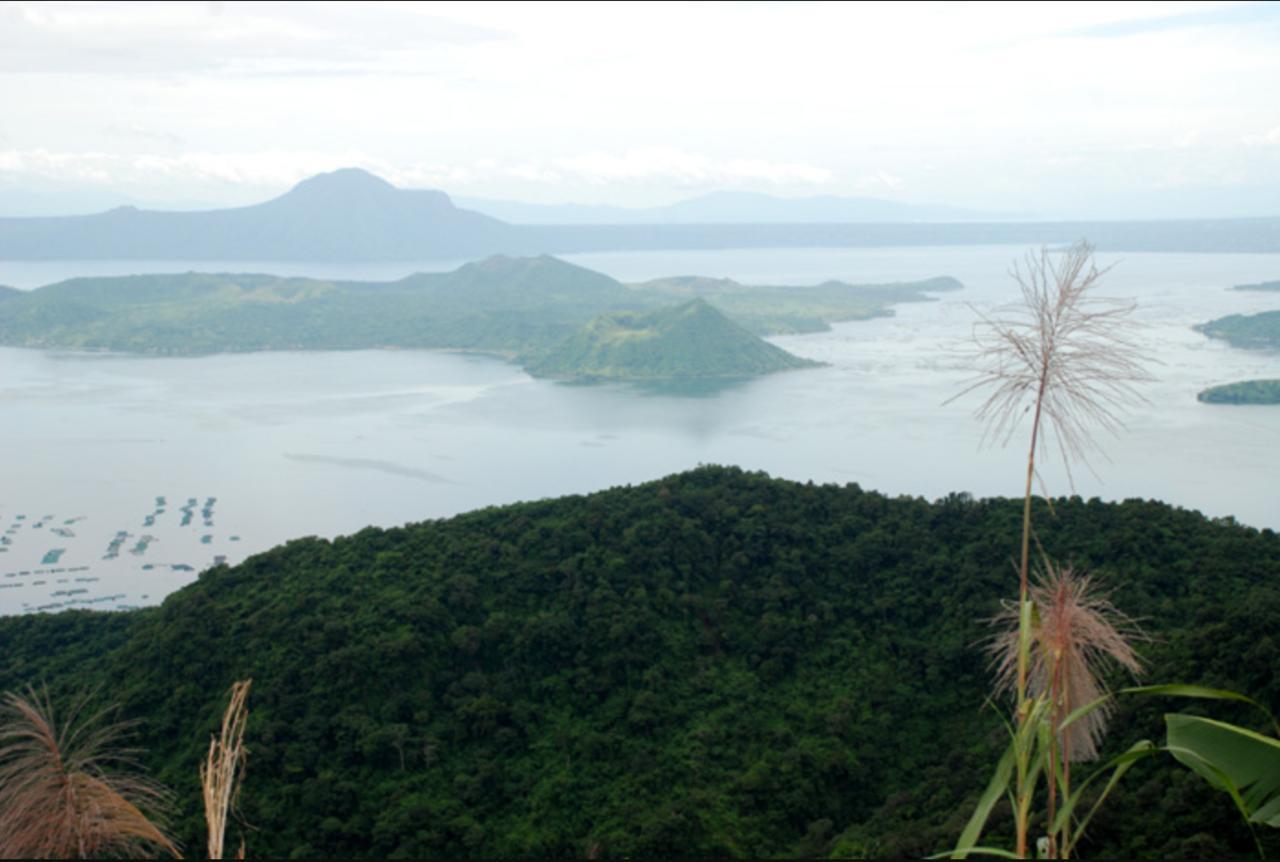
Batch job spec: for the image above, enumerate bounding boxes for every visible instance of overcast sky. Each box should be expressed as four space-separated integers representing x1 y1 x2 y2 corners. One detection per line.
2 0 1279 218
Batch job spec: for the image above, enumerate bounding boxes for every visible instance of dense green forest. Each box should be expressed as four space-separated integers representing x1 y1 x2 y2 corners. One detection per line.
1197 379 1280 404
524 299 820 380
0 256 954 380
1 467 1276 859
1197 309 1280 350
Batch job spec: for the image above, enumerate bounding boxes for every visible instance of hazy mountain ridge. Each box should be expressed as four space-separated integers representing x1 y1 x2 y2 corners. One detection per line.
0 168 514 261
3 168 1280 259
456 190 990 224
0 466 1274 858
524 299 821 380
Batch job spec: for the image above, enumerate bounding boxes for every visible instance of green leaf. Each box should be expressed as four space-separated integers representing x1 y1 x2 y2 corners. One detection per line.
1166 713 1280 828
1125 685 1280 735
1050 741 1155 850
952 740 1016 859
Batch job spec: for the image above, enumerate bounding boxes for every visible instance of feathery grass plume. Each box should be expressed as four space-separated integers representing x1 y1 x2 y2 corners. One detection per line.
0 685 178 859
990 563 1144 762
202 679 252 860
948 242 1151 858
949 240 1151 611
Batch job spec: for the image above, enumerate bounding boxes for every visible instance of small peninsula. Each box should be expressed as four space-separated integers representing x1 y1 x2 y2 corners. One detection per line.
523 298 821 381
1195 310 1280 350
1230 279 1280 292
1197 379 1280 404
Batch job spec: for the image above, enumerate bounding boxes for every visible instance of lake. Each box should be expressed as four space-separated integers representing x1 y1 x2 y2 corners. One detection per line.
2 245 1278 615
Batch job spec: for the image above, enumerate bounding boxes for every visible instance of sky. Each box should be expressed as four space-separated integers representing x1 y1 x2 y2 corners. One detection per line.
2 0 1279 218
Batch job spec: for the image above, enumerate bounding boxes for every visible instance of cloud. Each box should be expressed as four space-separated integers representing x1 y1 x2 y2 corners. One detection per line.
103 124 187 147
1242 127 1280 147
1057 2 1280 39
550 148 832 188
0 1 509 77
854 171 903 191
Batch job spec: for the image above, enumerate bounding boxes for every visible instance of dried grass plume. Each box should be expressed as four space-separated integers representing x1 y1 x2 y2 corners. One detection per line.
0 685 178 859
202 679 252 860
950 241 1152 487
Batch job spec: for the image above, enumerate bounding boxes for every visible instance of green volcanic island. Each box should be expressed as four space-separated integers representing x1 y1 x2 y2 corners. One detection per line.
524 299 821 380
1198 379 1280 404
0 467 1276 858
0 255 959 382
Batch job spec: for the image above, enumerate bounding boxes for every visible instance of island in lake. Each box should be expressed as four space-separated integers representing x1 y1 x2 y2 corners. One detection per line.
0 255 959 382
1195 309 1280 350
524 298 821 381
1229 279 1280 292
1197 379 1280 404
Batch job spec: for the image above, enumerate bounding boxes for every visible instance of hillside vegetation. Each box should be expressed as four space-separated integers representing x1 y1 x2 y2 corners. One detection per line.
0 467 1276 859
631 275 962 334
524 299 821 380
1230 279 1280 292
0 255 958 380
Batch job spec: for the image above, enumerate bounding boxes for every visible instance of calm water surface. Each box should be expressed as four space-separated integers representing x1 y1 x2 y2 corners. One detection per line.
2 245 1278 614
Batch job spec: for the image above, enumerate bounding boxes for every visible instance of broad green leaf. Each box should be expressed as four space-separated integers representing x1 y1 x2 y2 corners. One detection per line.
1166 714 1280 828
1126 685 1280 735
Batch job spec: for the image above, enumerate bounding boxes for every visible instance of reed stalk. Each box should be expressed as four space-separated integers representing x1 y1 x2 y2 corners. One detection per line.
201 679 252 860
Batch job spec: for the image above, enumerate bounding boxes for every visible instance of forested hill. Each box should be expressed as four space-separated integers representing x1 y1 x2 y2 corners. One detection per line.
1 467 1277 858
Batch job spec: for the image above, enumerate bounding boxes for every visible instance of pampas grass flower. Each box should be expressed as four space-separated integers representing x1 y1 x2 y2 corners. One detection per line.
0 685 179 859
990 562 1144 761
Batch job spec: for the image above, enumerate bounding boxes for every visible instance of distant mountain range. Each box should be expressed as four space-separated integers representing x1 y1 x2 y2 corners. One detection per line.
455 191 990 224
0 169 514 261
2 168 1279 260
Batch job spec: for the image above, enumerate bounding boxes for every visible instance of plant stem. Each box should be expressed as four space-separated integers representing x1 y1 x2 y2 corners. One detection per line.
1014 373 1048 859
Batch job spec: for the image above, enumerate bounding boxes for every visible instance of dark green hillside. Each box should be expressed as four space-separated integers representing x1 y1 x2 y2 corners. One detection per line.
0 284 19 300
1196 309 1280 350
633 274 962 335
1 467 1277 859
524 299 821 380
1198 379 1280 404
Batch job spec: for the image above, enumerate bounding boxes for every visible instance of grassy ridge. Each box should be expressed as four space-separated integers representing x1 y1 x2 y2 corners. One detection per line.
0 467 1276 858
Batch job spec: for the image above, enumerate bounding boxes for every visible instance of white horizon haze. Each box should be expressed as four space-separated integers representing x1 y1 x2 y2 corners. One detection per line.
1 0 1279 219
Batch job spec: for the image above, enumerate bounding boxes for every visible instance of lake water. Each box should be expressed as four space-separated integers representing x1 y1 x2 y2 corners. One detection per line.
2 245 1279 615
